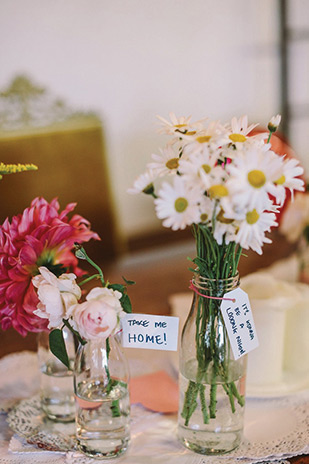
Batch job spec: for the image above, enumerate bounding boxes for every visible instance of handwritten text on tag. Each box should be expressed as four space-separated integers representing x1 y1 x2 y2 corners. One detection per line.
220 288 259 359
121 313 179 351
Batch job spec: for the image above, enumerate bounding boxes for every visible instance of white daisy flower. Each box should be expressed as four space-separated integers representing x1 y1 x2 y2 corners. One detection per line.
227 115 259 144
206 162 231 199
224 147 283 211
213 208 237 245
272 157 305 205
128 169 157 195
178 148 220 190
182 121 227 154
154 176 201 230
147 145 182 177
198 196 215 225
156 112 206 136
233 209 277 254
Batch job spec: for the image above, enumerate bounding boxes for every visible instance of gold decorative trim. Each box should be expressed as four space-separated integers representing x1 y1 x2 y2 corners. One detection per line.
0 75 99 133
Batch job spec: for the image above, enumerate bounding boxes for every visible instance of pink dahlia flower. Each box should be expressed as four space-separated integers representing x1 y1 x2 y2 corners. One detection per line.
0 197 100 336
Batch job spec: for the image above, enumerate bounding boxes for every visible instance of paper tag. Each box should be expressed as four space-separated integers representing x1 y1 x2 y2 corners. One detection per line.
121 313 179 351
220 288 259 360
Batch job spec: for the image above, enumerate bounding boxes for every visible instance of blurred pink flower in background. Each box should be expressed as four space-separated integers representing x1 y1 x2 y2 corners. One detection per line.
0 197 99 336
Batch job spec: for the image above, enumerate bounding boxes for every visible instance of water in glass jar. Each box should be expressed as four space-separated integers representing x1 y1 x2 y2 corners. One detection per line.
75 379 130 459
178 360 246 454
40 361 75 422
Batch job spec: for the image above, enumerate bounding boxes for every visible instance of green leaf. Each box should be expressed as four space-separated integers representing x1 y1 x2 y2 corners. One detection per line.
108 283 132 313
120 293 132 313
122 276 135 286
108 283 125 293
49 329 70 369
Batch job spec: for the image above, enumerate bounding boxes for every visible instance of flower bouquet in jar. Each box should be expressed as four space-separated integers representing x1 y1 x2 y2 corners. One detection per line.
32 244 134 459
129 112 304 453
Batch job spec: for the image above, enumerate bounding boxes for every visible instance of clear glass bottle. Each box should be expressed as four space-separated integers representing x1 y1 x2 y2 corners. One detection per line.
74 334 130 459
37 326 76 422
178 273 247 455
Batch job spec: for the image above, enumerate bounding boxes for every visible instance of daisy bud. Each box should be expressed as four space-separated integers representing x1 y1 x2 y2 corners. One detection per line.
143 182 155 195
268 114 281 133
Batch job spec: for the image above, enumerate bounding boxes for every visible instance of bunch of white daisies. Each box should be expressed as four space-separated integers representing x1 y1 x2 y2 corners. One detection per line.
129 113 304 255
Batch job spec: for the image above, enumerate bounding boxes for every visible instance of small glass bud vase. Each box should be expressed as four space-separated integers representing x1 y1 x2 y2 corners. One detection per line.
37 326 76 422
178 273 247 455
74 334 130 459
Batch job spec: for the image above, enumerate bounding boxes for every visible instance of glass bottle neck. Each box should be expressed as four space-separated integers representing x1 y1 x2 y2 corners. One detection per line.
192 272 239 296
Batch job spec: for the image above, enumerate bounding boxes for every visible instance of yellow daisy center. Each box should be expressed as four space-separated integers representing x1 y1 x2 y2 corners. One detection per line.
175 197 188 213
209 185 228 199
229 133 247 143
186 131 196 136
247 170 266 188
166 158 179 170
174 124 186 128
274 174 286 185
196 135 211 143
246 209 260 225
200 213 208 222
202 164 211 174
216 208 234 224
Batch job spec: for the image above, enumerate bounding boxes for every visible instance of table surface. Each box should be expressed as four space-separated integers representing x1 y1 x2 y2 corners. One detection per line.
1 350 308 464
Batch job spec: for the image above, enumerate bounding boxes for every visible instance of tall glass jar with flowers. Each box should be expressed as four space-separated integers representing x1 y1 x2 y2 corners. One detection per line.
129 112 304 454
32 244 134 459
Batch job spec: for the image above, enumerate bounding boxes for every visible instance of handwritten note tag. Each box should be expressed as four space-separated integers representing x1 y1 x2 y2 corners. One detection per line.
121 314 179 351
220 288 259 360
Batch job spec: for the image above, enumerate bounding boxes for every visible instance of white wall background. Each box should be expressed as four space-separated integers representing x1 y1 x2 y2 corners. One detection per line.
0 0 282 238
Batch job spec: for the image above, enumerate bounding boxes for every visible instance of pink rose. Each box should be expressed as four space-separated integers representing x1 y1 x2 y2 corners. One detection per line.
32 267 81 329
71 287 124 341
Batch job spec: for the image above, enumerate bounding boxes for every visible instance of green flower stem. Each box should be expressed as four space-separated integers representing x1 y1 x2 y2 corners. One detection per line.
111 399 121 417
75 244 105 286
223 383 236 413
199 384 209 424
231 381 245 407
209 381 217 418
85 256 105 286
62 318 86 346
209 303 219 418
105 377 122 417
181 223 244 428
78 273 101 287
181 380 199 426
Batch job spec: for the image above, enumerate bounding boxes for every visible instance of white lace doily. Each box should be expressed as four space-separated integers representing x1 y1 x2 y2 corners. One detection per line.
7 396 76 452
1 351 309 464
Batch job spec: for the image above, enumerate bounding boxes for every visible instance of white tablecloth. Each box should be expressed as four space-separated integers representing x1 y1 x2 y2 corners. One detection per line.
0 351 308 464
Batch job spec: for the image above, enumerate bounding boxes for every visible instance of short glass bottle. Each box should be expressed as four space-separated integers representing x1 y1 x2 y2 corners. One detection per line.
37 326 76 422
178 273 247 455
74 334 130 459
